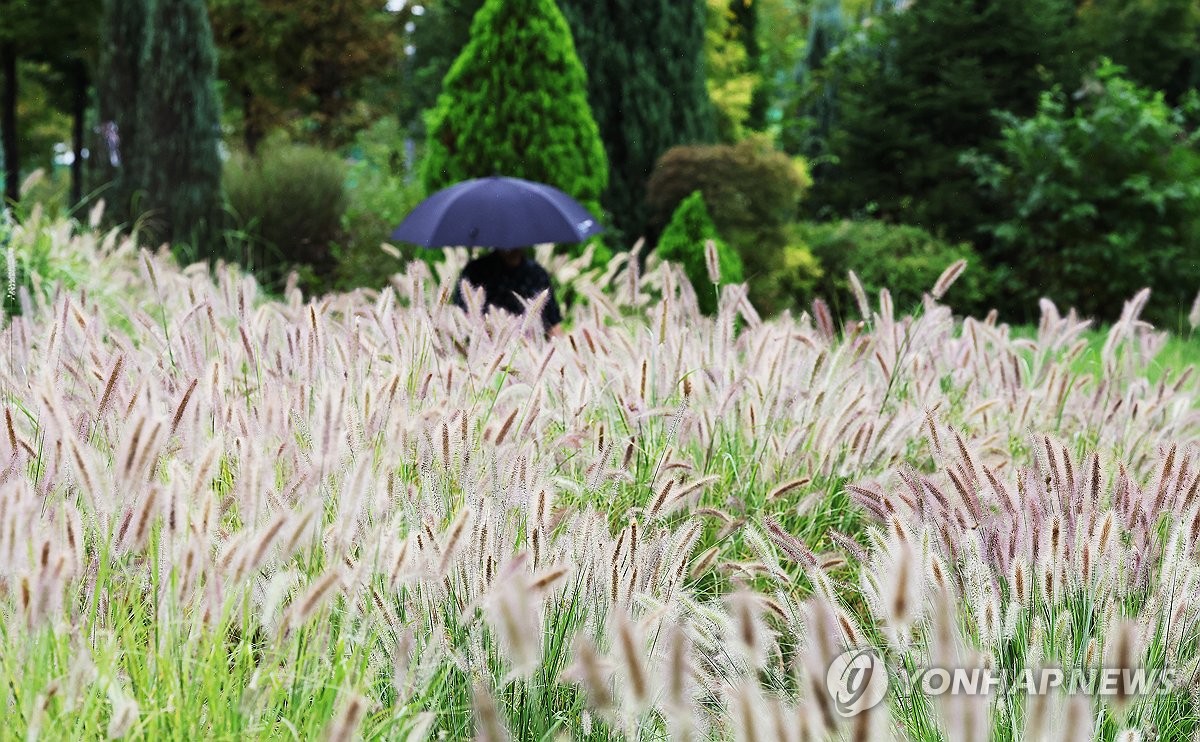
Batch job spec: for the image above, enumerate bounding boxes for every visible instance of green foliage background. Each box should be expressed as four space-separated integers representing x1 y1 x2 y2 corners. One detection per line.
810 0 1081 239
224 139 347 289
964 61 1200 325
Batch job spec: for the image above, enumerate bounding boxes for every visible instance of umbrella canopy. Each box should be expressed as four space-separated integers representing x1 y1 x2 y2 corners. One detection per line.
390 176 604 249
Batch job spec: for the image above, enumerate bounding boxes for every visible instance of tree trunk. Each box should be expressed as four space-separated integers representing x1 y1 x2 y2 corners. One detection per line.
242 86 261 156
71 59 87 207
1 42 18 205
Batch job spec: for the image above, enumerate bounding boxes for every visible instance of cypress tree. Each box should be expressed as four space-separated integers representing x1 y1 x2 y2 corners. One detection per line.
558 0 715 245
96 0 149 227
781 0 845 159
422 0 607 221
134 0 224 256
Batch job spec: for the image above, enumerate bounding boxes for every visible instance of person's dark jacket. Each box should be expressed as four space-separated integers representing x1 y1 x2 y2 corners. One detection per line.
451 250 563 330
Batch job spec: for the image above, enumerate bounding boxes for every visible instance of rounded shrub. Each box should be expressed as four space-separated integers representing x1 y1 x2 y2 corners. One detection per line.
645 134 810 252
744 232 824 317
646 136 811 317
798 219 990 317
223 140 348 290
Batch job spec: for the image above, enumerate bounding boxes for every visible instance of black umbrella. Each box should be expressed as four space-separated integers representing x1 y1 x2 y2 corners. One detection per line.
390 176 604 249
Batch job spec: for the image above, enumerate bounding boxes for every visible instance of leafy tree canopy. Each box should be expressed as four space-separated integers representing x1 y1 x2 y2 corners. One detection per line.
964 61 1200 324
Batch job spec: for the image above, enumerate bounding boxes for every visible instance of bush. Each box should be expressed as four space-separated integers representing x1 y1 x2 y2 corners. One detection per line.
332 119 426 291
807 0 1080 242
964 61 1200 325
645 134 810 253
223 140 347 291
656 191 743 315
798 220 990 318
743 231 824 317
646 137 815 318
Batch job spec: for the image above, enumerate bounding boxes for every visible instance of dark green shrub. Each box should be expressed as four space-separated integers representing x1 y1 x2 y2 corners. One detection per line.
657 191 743 315
743 229 823 317
809 0 1081 242
645 134 809 253
332 119 426 291
964 61 1200 325
223 140 347 291
798 220 990 318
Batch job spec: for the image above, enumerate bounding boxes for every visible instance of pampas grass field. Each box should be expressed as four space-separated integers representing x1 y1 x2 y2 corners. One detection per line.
1 204 1199 741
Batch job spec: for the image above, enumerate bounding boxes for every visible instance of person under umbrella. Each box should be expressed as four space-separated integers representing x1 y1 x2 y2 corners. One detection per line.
390 175 603 339
451 247 564 337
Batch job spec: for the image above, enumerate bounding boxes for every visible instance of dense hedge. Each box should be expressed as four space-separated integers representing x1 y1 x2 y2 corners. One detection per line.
798 220 991 318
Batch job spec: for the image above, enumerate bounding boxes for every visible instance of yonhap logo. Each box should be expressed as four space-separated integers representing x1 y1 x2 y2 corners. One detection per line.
827 649 889 717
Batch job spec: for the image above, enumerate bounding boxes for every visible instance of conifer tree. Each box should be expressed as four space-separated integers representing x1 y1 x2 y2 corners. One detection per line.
96 0 149 226
422 0 607 222
781 0 844 158
558 0 715 245
810 0 1080 238
134 0 224 255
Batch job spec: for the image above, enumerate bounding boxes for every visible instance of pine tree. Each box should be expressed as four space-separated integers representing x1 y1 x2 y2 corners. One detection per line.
810 0 1080 239
96 0 149 226
558 0 715 245
134 0 224 256
422 0 607 221
1078 0 1200 106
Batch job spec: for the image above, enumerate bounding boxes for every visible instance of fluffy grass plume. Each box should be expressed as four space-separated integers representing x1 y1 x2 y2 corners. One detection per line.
0 210 1196 739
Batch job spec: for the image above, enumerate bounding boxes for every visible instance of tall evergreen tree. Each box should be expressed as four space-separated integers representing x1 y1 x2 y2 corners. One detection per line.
809 0 1080 240
96 0 149 225
558 0 715 245
422 0 607 220
399 0 486 137
781 0 845 158
135 0 224 255
1078 0 1200 106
